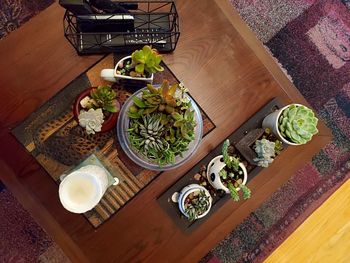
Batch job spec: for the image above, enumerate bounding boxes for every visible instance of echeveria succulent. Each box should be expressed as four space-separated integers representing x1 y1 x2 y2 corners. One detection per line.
131 45 164 76
278 104 318 144
78 108 104 135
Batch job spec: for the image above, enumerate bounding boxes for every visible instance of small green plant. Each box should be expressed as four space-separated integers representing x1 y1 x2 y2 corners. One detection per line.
253 139 276 168
90 86 119 113
279 104 318 144
184 190 210 222
131 45 164 77
222 139 240 171
219 139 251 202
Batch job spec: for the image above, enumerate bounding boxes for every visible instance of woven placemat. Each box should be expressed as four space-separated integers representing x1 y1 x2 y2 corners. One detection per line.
12 54 215 228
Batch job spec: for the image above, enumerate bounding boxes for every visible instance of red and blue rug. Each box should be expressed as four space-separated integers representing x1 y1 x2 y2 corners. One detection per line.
202 0 350 262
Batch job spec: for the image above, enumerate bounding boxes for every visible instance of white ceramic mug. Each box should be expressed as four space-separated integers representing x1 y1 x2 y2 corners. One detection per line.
100 55 154 83
59 165 109 214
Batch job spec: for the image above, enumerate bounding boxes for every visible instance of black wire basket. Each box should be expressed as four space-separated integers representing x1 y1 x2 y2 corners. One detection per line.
63 1 180 55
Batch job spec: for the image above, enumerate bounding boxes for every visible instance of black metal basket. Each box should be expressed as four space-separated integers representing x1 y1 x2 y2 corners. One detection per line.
63 1 180 55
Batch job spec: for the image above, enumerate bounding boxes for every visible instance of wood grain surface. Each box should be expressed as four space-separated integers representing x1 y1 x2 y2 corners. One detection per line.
0 1 332 262
265 177 350 263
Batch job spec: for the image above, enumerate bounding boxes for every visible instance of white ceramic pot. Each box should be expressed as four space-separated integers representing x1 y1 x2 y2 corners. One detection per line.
59 165 109 214
177 184 212 220
262 104 301 146
100 55 154 83
206 155 248 194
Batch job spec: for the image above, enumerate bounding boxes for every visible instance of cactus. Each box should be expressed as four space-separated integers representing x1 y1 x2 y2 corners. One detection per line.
279 104 318 144
220 139 251 202
253 139 276 168
222 139 240 171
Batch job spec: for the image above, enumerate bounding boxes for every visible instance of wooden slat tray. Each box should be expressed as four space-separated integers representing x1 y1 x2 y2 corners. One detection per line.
157 98 284 233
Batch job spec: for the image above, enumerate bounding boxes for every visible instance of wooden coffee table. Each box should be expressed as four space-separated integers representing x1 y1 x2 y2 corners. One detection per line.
0 1 331 262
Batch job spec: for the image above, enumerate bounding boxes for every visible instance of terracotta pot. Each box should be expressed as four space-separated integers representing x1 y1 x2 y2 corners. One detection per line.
73 87 120 133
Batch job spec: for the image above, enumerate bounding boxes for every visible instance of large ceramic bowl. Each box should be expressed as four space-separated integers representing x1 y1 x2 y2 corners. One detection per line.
117 87 203 171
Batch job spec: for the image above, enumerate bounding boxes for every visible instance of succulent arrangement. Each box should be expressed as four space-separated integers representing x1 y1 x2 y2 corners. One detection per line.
116 45 164 78
220 139 251 201
278 104 318 144
127 80 197 166
78 85 119 134
184 190 211 222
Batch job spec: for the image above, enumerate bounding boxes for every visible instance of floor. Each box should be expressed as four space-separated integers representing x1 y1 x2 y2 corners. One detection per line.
265 175 350 262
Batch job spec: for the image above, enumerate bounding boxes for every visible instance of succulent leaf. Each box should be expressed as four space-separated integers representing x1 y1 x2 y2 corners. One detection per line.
278 105 318 144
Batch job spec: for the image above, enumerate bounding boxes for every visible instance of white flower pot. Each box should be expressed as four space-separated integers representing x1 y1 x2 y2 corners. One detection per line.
262 104 302 146
206 155 248 194
100 55 154 83
177 184 212 220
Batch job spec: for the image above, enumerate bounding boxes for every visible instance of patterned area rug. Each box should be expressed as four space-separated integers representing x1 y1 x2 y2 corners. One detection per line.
202 0 350 262
0 0 53 39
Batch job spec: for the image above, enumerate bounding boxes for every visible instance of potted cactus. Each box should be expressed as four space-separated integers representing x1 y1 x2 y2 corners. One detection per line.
262 104 319 145
100 45 164 90
116 80 203 170
207 139 251 201
177 184 212 221
73 86 120 134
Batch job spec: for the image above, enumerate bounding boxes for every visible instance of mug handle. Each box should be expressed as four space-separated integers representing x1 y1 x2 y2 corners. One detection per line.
100 69 116 82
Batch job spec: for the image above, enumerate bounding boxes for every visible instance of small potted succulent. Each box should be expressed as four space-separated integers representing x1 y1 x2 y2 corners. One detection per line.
100 45 164 89
262 104 319 145
117 80 203 170
253 138 278 168
177 184 212 222
207 139 251 201
73 86 120 134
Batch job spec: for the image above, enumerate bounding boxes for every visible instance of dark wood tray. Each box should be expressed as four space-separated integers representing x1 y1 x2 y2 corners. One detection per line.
157 98 284 233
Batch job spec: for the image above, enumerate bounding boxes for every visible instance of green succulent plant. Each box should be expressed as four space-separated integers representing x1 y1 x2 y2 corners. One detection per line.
128 80 181 119
278 104 318 144
90 86 119 113
131 45 164 77
184 190 210 222
222 139 240 171
127 80 197 166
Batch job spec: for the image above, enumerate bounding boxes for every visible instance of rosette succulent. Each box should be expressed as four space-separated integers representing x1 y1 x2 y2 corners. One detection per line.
131 45 164 76
78 108 104 135
279 104 318 144
117 45 164 78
